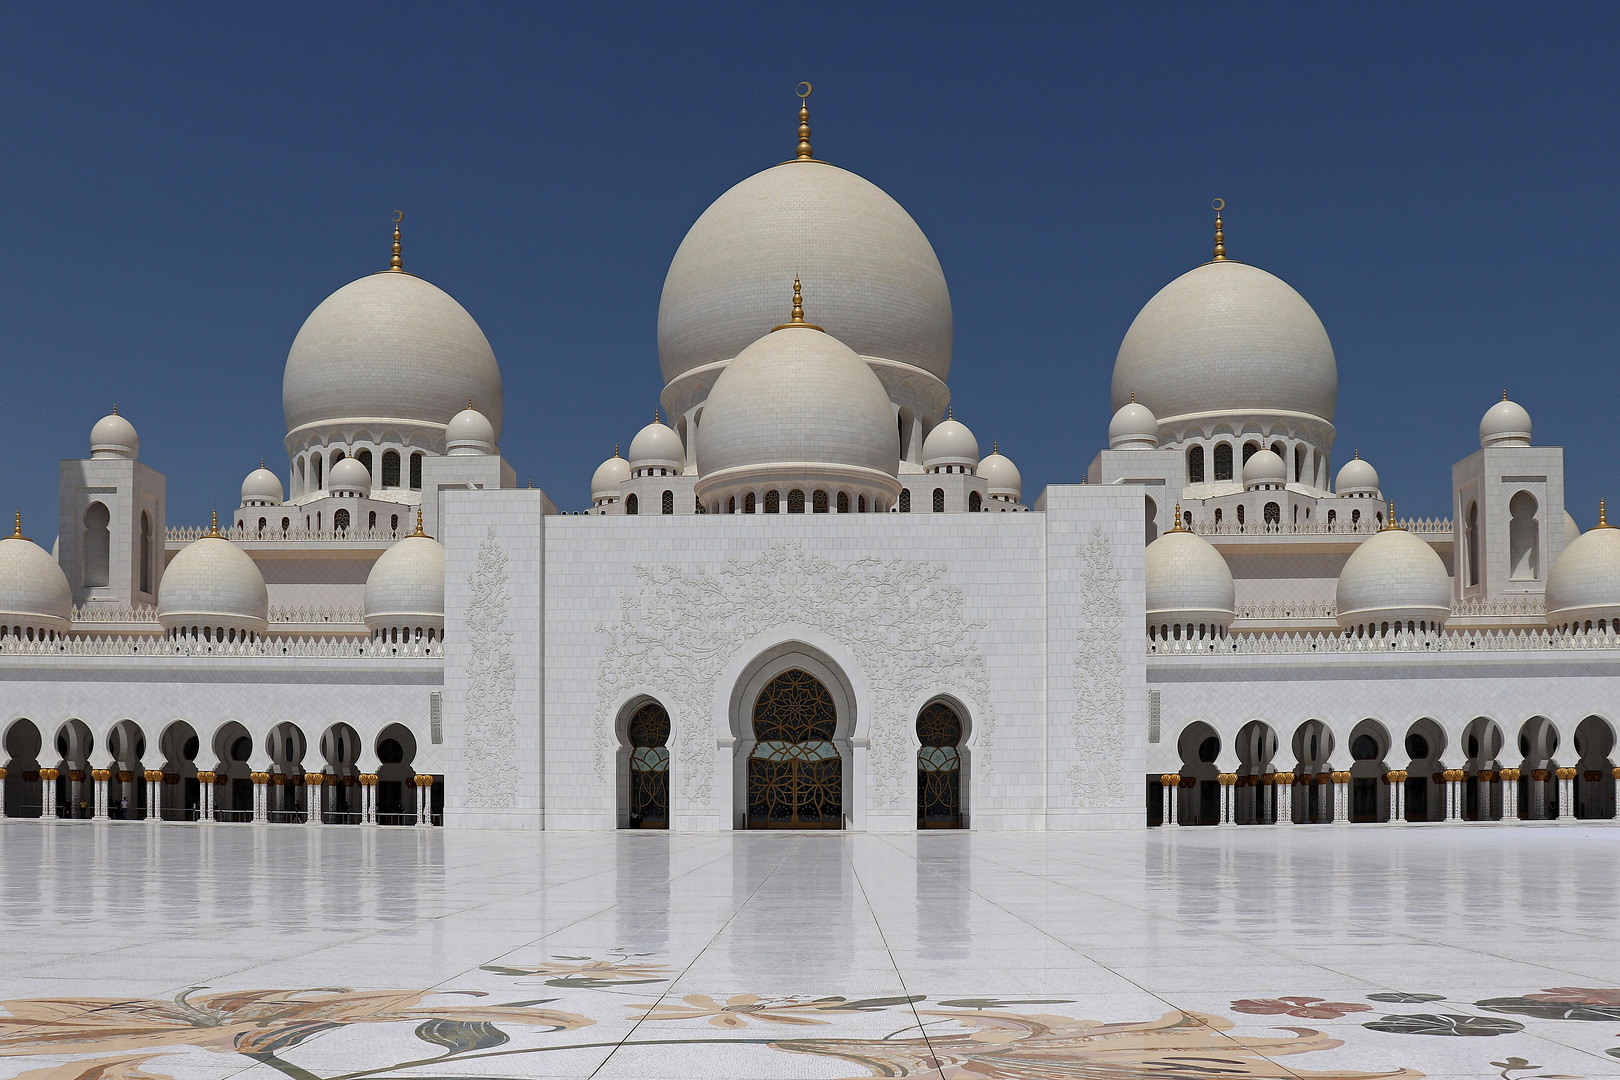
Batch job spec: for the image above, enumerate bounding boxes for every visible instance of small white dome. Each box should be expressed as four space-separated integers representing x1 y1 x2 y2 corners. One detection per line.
591 451 631 501
327 457 372 496
445 406 496 456
157 534 269 634
978 447 1022 501
696 310 899 502
240 464 284 506
365 533 445 631
1108 400 1159 450
1146 528 1235 629
1336 453 1379 496
1545 515 1620 628
628 417 685 472
1336 523 1451 630
1480 396 1532 448
90 410 138 460
1564 510 1581 547
1242 448 1287 489
922 416 979 470
0 518 73 634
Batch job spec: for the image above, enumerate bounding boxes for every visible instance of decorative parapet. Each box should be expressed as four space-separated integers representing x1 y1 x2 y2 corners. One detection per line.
1231 597 1546 624
1234 602 1336 622
268 607 366 625
166 525 403 543
70 605 160 623
1191 516 1451 537
1151 626 1606 656
0 635 438 659
1450 596 1544 618
69 606 366 628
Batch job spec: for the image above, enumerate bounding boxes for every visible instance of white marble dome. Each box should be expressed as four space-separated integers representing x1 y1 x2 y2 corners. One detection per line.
157 534 269 634
591 452 631 501
696 320 899 503
658 160 952 388
327 457 372 496
0 519 73 634
1545 517 1620 629
1108 400 1159 450
978 447 1022 501
365 533 446 632
241 464 284 506
1111 260 1337 427
1242 448 1287 489
628 418 685 473
446 406 496 456
90 410 139 460
922 417 979 471
1336 524 1451 630
1336 453 1379 496
1146 527 1236 629
283 271 503 439
1480 396 1532 448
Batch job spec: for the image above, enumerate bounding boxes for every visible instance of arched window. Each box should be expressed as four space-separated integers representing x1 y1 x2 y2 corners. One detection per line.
813 490 828 513
139 511 152 594
836 492 849 514
1328 508 1336 526
898 489 910 513
1236 504 1246 526
1352 508 1361 525
368 511 376 530
1183 509 1192 529
695 496 707 514
356 449 372 476
1213 442 1233 481
295 457 306 494
933 488 945 513
333 508 350 532
390 514 398 533
1294 445 1306 483
330 448 346 469
787 489 804 513
281 517 289 533
764 490 780 513
728 496 736 514
381 450 401 488
661 490 674 515
917 701 964 828
747 669 841 829
1242 441 1260 467
1510 491 1539 580
744 492 756 514
312 453 323 489
1270 441 1286 461
257 517 266 534
969 491 982 513
409 452 423 490
1186 445 1205 484
1264 502 1280 525
625 493 639 515
1214 508 1222 524
1465 500 1480 586
858 495 867 513
82 503 110 588
626 702 670 829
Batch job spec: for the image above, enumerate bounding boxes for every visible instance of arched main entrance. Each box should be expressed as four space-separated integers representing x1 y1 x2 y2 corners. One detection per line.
747 669 842 829
627 701 670 829
917 700 964 829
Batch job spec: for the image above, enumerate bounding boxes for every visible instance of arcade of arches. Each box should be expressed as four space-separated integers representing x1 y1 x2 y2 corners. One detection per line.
0 717 441 826
1152 715 1620 826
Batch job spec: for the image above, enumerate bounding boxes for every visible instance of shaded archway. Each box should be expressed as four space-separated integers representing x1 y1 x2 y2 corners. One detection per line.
1516 717 1559 819
746 669 842 829
54 719 95 819
620 700 670 829
158 721 201 821
1291 720 1334 823
1347 719 1390 823
917 699 966 829
210 722 254 822
1175 722 1221 825
319 723 362 824
267 722 307 823
375 724 419 825
1573 716 1615 820
3 719 43 818
1233 720 1277 824
106 720 148 820
1403 718 1446 822
1461 717 1505 821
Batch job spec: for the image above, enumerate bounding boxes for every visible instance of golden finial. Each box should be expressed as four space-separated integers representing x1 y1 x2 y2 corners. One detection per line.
10 511 22 539
1211 198 1226 261
390 210 404 272
414 508 425 536
1503 389 1509 402
771 275 823 332
1130 391 1136 404
1600 500 1611 529
528 478 533 489
260 459 266 469
993 441 998 453
468 399 474 411
947 405 953 420
795 81 813 160
1354 449 1359 459
112 403 118 416
613 444 620 458
1381 500 1403 531
654 409 660 424
1170 503 1187 532
209 509 220 537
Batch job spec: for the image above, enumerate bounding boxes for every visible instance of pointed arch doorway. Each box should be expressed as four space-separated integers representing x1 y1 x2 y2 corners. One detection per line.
746 668 842 829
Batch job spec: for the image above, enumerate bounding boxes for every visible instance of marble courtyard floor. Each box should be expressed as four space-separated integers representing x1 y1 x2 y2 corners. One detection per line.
0 823 1618 1079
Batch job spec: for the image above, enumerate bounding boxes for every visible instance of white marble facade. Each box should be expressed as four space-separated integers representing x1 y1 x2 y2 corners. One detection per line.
3 95 1618 835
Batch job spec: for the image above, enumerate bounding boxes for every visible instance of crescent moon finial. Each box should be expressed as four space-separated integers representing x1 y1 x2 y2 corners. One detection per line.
1211 198 1226 261
390 211 403 272
795 82 814 159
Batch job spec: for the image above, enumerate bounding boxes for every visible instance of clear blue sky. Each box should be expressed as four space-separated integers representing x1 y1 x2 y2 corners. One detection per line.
1 3 1616 536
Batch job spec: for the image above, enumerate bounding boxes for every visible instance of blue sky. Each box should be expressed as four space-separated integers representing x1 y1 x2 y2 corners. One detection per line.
0 3 1616 536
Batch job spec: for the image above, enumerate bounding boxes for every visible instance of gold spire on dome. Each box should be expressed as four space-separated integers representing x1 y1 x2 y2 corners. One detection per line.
614 444 620 458
1169 503 1187 532
209 509 220 537
10 511 22 540
795 82 814 160
1211 198 1227 261
1599 500 1613 529
771 275 824 332
1503 390 1509 402
390 211 404 272
1381 501 1403 531
414 508 425 537
947 405 953 420
112 403 118 416
260 459 266 469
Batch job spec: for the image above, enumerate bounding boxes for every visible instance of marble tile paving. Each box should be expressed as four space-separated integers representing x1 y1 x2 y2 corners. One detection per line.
0 821 1618 1078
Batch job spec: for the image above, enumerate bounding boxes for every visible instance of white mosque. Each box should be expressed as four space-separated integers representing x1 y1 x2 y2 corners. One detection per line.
1 89 1617 833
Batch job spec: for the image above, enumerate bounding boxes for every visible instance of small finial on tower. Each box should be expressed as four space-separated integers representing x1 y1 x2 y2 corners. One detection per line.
1503 389 1509 402
414 507 425 536
1171 503 1185 532
1354 449 1360 459
1130 391 1136 404
1602 499 1610 528
771 275 824 331
947 405 953 420
261 459 266 469
795 81 813 160
112 403 118 416
1382 500 1401 531
614 444 620 458
468 398 474 411
210 508 220 537
1212 198 1226 261
993 440 998 454
11 511 21 539
390 210 404 272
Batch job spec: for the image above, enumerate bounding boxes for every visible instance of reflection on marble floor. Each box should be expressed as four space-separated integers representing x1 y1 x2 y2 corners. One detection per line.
0 823 1618 1078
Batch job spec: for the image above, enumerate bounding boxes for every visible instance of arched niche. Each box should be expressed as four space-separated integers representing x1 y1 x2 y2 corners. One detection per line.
614 695 672 830
1403 717 1447 822
3 718 43 818
1232 719 1277 825
1174 721 1222 825
210 721 255 822
1347 719 1391 822
1573 715 1617 820
915 694 973 829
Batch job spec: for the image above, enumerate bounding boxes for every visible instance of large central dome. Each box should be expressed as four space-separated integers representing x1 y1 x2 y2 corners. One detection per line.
283 271 504 438
658 160 953 386
1111 260 1337 427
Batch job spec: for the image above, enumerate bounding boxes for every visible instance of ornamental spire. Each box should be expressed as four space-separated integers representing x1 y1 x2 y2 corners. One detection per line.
209 509 220 537
414 507 426 537
1601 500 1612 529
10 511 21 539
1382 501 1402 531
771 275 824 332
1212 198 1226 261
1170 503 1186 532
795 81 813 160
389 211 403 272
